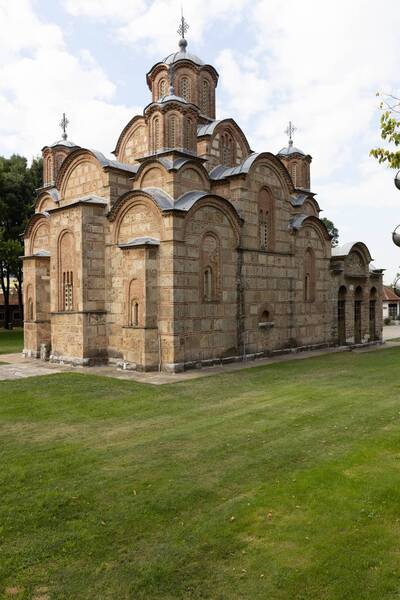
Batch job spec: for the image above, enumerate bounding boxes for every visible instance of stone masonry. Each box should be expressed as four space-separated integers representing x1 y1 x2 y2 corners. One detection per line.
23 35 383 372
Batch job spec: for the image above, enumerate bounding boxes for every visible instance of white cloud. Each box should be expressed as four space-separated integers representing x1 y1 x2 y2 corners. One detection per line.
0 0 140 159
64 0 249 54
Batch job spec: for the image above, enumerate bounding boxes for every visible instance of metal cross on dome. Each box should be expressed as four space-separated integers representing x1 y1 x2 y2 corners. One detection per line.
285 121 296 145
177 10 189 39
60 113 69 141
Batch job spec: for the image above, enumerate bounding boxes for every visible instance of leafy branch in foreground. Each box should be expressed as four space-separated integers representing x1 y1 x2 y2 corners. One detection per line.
370 92 400 170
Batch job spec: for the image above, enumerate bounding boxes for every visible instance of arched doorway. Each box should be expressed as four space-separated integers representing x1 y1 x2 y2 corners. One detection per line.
369 287 377 341
338 286 347 345
354 286 363 344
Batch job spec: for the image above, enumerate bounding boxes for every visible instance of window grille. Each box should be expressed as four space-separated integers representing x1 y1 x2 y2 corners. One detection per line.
159 79 167 99
180 77 191 102
63 271 73 311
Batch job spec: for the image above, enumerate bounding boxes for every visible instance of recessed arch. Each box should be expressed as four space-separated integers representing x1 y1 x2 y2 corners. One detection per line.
112 193 163 245
183 195 242 245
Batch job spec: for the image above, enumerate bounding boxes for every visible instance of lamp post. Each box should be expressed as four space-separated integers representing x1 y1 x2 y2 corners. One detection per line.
395 169 400 191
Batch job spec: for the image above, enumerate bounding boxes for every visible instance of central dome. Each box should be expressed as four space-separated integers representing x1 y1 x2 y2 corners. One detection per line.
163 38 204 66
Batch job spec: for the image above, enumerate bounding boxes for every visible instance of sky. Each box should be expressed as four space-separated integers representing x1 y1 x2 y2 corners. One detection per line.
1 0 400 283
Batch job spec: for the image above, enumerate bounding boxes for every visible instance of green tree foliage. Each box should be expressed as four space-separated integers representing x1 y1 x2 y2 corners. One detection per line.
370 93 400 170
321 217 339 247
0 155 42 328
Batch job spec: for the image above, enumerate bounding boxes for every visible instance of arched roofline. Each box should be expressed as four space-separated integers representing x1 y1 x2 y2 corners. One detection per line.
299 215 331 240
210 152 295 196
35 188 59 212
332 241 373 264
108 189 169 223
24 212 49 238
134 158 170 186
198 118 252 155
183 193 242 243
56 147 137 193
248 152 295 191
113 115 145 157
178 160 210 189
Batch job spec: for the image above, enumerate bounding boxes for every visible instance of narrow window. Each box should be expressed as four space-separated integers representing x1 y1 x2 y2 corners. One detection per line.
259 210 268 249
159 79 167 99
46 156 52 185
63 271 73 311
201 79 210 114
220 132 235 167
168 116 177 147
184 118 192 150
304 248 315 302
180 77 191 102
204 267 213 302
153 117 160 153
131 300 139 326
258 189 274 250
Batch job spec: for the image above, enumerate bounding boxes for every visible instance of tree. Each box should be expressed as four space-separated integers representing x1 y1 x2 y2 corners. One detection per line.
321 217 339 247
370 93 400 170
0 155 42 328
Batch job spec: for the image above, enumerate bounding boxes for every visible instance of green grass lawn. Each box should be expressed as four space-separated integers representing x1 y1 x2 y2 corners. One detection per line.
0 328 23 355
2 349 400 599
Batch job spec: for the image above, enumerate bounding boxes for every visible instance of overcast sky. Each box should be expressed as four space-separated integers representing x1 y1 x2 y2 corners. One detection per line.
1 0 400 282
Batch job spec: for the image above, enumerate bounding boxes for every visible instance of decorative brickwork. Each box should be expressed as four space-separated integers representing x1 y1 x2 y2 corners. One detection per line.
23 38 383 371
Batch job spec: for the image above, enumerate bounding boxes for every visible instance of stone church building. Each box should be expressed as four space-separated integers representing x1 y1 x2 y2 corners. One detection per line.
23 32 383 371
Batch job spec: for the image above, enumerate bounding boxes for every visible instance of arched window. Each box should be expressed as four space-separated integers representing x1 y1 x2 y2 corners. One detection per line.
58 231 75 312
304 247 316 302
130 299 139 326
184 118 192 150
201 79 210 114
128 279 141 327
369 287 377 340
220 132 235 167
152 117 160 153
202 233 221 302
338 286 347 345
168 115 177 148
179 77 191 102
258 188 274 250
159 79 167 99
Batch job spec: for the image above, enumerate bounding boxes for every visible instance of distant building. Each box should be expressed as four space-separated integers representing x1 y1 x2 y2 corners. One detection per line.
0 292 22 328
382 286 400 320
22 23 384 369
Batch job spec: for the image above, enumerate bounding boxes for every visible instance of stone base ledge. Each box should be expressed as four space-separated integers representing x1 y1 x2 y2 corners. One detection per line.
23 349 40 359
109 358 160 372
49 354 108 367
23 339 383 374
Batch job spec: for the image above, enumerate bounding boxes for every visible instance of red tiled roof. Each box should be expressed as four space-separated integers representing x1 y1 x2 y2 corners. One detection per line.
383 286 400 302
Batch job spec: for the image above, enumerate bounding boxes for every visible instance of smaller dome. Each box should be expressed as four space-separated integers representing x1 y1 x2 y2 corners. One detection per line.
164 38 204 66
277 143 305 156
50 138 78 148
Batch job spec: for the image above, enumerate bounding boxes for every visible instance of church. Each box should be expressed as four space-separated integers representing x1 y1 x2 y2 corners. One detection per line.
23 23 383 372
